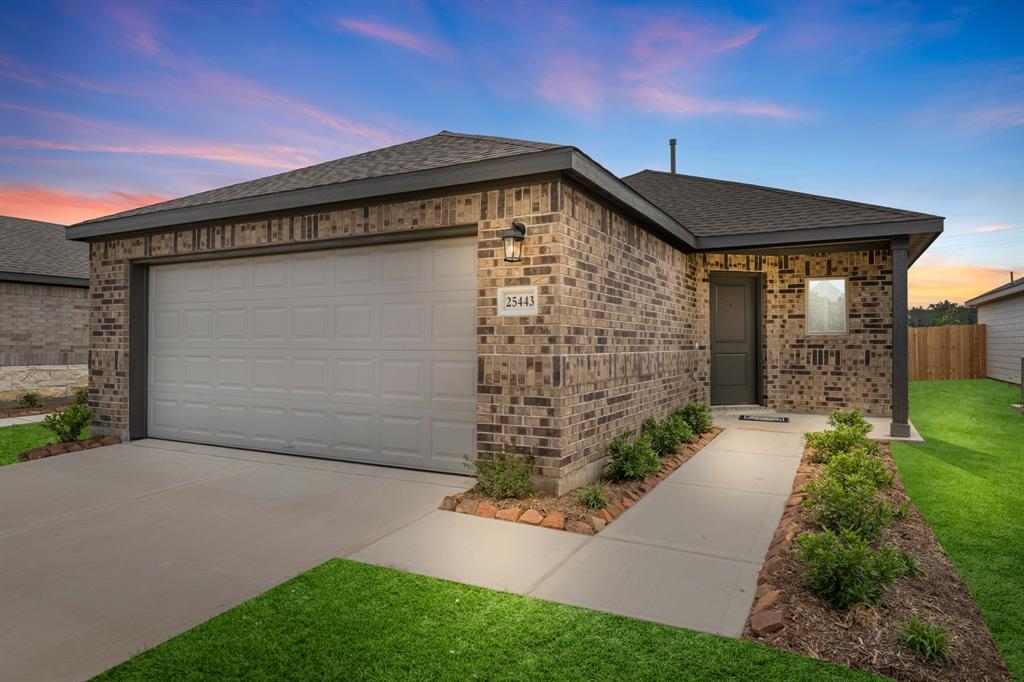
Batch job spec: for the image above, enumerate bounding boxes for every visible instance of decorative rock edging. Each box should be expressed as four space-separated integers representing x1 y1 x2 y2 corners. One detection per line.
745 444 814 637
439 427 724 535
17 435 121 462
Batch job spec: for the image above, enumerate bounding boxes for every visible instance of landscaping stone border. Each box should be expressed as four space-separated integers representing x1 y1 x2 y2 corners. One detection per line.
439 427 723 534
17 435 121 462
744 441 1011 682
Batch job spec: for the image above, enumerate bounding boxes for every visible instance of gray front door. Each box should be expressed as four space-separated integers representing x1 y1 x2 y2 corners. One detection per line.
710 273 759 405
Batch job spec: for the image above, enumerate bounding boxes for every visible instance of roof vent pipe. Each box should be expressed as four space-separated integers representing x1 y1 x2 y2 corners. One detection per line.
669 138 677 174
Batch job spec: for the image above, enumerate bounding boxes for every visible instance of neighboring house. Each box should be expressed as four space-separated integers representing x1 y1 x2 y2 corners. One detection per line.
0 215 89 404
966 278 1024 386
66 132 943 493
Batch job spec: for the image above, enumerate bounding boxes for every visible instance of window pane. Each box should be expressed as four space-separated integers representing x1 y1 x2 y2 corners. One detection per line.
807 278 847 334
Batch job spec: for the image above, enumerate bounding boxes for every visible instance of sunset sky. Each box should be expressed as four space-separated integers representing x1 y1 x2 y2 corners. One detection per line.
1 0 1020 305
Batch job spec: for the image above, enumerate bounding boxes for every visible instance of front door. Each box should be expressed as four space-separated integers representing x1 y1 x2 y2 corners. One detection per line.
710 273 759 405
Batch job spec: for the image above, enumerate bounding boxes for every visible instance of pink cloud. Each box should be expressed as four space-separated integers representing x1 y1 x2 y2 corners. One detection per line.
535 56 605 111
336 19 451 59
94 4 398 144
0 102 320 169
631 85 803 119
971 224 1014 234
909 264 1021 306
0 185 169 224
962 104 1024 130
0 53 128 95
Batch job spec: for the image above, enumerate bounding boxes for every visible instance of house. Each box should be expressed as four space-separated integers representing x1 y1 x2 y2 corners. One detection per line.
0 215 90 404
966 277 1023 386
65 132 943 493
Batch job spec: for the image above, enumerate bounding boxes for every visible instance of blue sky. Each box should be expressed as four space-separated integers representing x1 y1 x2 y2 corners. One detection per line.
0 0 1021 303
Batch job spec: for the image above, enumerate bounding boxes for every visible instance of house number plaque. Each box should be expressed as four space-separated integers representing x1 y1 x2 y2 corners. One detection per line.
497 286 539 316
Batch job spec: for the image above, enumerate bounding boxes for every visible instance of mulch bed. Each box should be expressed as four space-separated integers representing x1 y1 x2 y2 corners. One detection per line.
745 441 1010 681
439 427 724 534
17 435 121 462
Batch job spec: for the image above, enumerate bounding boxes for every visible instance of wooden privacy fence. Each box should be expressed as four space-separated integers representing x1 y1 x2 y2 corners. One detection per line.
909 324 987 381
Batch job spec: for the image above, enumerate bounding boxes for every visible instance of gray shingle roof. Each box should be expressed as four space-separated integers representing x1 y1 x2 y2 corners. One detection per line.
965 278 1024 306
79 131 564 225
0 215 88 280
621 170 940 237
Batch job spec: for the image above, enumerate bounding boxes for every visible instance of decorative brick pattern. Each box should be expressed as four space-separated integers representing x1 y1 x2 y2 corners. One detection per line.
701 250 892 416
85 173 895 491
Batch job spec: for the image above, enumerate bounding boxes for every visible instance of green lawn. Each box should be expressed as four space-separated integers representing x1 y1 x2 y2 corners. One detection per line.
96 559 876 681
893 379 1023 680
0 421 73 466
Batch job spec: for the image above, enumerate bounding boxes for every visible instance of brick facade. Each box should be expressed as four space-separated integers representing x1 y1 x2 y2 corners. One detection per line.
85 174 894 492
701 251 893 417
0 281 88 363
0 280 88 403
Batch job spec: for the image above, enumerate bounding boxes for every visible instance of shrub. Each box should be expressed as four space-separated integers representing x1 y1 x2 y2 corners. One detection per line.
796 529 918 610
467 450 534 499
676 402 714 435
73 386 89 405
827 409 872 438
42 403 91 443
578 483 609 510
894 502 910 520
18 391 42 409
822 447 893 489
606 431 660 481
804 473 893 540
642 415 696 457
903 616 953 663
805 426 876 463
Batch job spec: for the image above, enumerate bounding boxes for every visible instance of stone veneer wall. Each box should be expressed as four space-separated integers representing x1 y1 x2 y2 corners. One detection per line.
0 365 88 403
701 250 893 416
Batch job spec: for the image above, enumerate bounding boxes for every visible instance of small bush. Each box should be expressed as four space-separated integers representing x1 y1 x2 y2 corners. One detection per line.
73 386 89 405
822 447 893 489
804 473 893 540
642 415 696 457
578 483 609 510
468 450 534 499
805 425 875 463
894 502 910 520
676 402 714 435
606 431 660 481
903 616 953 663
796 529 918 610
827 409 872 438
42 403 91 443
18 391 42 409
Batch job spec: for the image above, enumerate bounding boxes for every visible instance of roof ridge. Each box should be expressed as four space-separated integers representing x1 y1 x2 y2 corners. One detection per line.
627 169 939 221
438 130 561 150
0 214 65 228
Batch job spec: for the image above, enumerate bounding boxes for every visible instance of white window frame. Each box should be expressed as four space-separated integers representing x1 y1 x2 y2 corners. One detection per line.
806 276 849 336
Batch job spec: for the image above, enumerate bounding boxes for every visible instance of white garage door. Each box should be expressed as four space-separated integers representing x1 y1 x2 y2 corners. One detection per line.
147 237 477 474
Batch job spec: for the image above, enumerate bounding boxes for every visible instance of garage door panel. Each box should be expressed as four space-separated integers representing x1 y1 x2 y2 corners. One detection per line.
148 237 476 474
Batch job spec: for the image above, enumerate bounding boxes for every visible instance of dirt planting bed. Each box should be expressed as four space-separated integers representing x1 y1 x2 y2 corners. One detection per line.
745 442 1010 681
439 427 723 534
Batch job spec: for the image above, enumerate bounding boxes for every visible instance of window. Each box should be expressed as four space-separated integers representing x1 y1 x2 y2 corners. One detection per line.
806 277 847 334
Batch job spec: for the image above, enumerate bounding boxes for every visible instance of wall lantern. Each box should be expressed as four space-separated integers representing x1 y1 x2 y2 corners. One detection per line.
502 221 527 263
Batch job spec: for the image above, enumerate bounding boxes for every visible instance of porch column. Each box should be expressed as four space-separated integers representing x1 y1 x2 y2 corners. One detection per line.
890 237 911 437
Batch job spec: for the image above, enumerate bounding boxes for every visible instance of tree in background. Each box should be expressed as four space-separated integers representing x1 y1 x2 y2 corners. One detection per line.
909 300 977 327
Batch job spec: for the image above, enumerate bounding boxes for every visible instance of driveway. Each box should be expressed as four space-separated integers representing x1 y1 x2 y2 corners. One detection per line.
0 439 472 682
1 424 802 681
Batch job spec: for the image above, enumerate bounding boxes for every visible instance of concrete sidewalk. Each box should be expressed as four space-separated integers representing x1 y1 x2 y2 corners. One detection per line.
351 425 803 637
0 412 49 428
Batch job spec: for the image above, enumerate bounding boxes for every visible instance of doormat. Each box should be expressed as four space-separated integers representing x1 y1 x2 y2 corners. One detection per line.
739 415 790 423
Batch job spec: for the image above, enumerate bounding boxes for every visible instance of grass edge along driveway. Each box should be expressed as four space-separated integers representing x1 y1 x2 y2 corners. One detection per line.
94 558 878 681
893 379 1023 681
0 421 80 466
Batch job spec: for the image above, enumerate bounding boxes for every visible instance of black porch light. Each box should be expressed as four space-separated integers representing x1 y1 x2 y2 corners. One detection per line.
502 221 527 262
